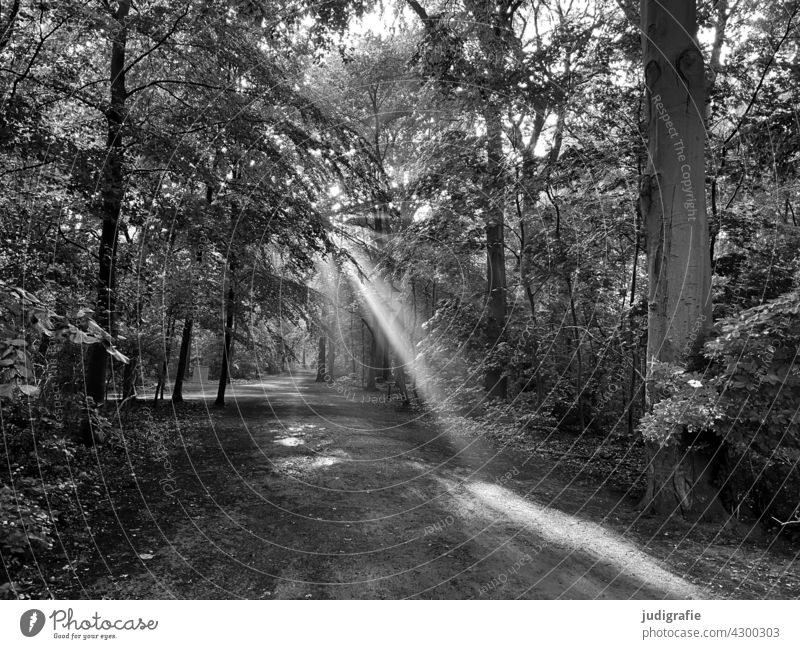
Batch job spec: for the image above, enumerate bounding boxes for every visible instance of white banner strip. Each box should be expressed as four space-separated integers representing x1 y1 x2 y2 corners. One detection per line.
3 600 798 648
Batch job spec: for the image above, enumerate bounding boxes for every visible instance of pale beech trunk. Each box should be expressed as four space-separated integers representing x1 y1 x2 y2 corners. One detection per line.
640 0 720 519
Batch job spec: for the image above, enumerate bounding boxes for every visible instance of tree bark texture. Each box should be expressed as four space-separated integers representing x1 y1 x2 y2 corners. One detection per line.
483 105 508 398
640 0 720 519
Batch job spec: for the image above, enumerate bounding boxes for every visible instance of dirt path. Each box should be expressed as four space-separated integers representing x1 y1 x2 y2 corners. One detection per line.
80 373 721 599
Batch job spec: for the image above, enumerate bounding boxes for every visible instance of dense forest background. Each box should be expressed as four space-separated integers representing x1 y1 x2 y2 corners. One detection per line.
1 0 799 598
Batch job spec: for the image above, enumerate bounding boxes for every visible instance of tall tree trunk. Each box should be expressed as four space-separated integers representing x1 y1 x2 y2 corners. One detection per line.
365 313 387 389
227 325 235 384
627 215 641 438
84 0 129 432
174 185 211 402
565 275 585 430
327 334 336 380
380 337 391 381
351 310 357 375
372 207 392 382
214 278 235 408
483 105 507 398
316 335 327 382
640 0 719 519
707 0 729 112
361 321 367 387
430 280 436 321
172 317 193 402
374 329 388 381
408 0 509 398
154 312 176 403
365 328 377 390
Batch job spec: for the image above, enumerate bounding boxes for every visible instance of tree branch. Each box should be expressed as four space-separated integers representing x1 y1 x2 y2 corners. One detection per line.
0 0 20 54
121 2 191 82
405 0 430 22
721 4 799 148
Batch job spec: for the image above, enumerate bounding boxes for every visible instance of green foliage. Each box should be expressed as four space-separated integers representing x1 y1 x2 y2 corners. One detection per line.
0 411 82 579
416 298 485 386
0 483 54 559
707 290 800 526
638 290 800 450
706 288 800 452
637 362 723 446
0 282 129 402
637 290 800 525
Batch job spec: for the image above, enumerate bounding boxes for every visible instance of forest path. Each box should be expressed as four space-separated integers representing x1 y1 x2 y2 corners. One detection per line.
85 372 705 599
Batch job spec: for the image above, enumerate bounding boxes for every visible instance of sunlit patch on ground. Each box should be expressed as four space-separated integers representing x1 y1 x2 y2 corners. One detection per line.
465 481 703 599
274 436 304 447
272 454 346 476
287 424 321 432
273 424 326 447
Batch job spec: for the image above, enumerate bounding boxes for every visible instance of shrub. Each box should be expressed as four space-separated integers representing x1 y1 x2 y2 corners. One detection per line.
705 289 800 529
637 361 723 447
637 289 800 529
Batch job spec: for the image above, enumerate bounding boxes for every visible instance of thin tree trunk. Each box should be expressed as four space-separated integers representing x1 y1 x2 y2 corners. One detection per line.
351 310 356 375
627 218 641 438
565 275 585 430
365 312 387 388
227 331 234 384
214 279 235 408
523 281 544 402
316 335 327 382
327 334 336 380
172 317 193 402
361 321 367 387
154 312 176 403
429 279 437 323
380 335 391 381
707 0 728 113
173 184 211 401
365 329 377 390
411 279 418 340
